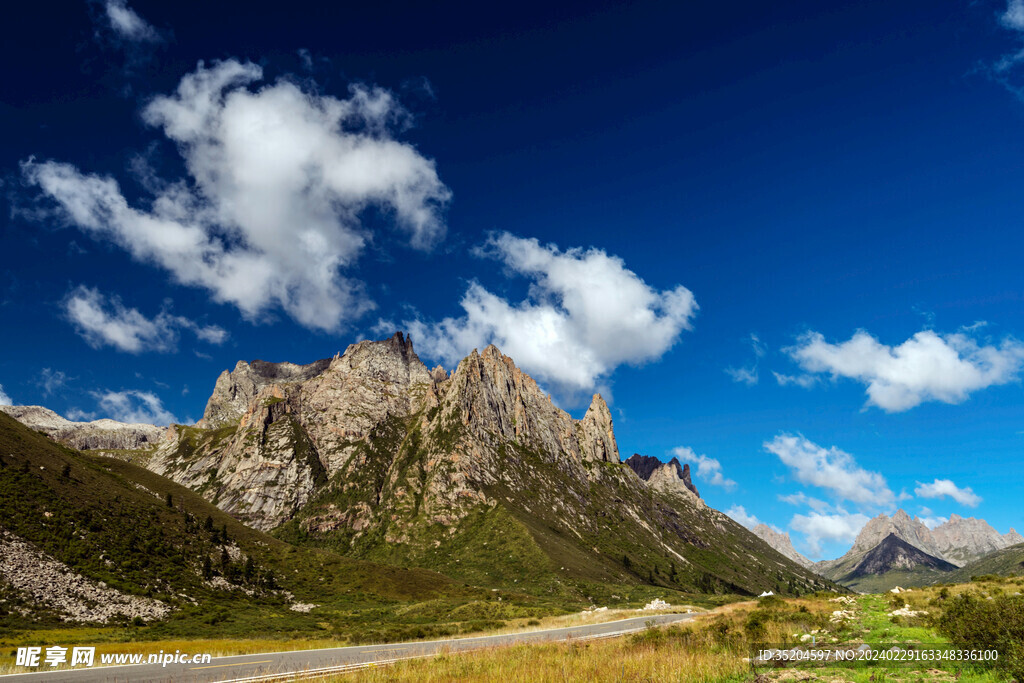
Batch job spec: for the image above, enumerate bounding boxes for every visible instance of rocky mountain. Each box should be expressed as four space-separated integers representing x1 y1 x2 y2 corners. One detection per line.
930 514 1023 566
821 510 944 575
816 509 1022 591
847 534 956 578
751 524 813 569
624 454 700 500
0 405 166 451
0 411 483 636
140 333 832 597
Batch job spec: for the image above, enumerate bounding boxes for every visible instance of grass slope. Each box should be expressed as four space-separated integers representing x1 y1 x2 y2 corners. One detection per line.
274 412 836 602
946 543 1024 582
0 413 566 644
338 577 1024 682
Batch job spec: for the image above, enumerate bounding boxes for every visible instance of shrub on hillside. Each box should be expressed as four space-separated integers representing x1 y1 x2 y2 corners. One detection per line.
936 593 1024 681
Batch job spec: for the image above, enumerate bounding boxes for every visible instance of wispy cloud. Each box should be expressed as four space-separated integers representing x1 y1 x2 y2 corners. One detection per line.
63 286 225 354
725 333 765 385
38 368 68 397
765 433 895 507
778 491 833 512
103 0 161 43
405 233 697 401
672 446 736 490
0 384 12 406
94 389 177 425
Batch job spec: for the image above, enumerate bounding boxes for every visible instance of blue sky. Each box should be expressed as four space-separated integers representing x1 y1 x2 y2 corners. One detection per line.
2 0 1023 560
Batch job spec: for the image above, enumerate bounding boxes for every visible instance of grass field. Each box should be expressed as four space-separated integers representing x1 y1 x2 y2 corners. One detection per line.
321 576 1023 682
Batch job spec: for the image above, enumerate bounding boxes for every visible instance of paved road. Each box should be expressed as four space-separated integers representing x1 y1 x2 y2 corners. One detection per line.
0 612 699 682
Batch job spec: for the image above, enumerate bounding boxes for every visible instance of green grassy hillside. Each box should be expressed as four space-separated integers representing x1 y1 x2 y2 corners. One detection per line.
274 413 838 601
0 413 568 643
945 543 1024 582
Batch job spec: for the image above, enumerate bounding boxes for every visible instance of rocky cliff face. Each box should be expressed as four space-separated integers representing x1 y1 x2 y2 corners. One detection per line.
148 332 440 530
857 510 944 559
930 514 1022 566
751 524 813 569
200 357 333 428
148 333 831 596
0 405 167 451
624 454 701 500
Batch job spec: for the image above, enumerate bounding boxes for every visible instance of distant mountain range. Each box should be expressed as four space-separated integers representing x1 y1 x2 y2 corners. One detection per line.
750 525 813 569
1 333 835 611
811 509 1023 591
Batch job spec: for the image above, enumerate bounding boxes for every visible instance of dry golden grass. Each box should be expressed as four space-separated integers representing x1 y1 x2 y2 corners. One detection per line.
336 634 749 683
0 606 699 675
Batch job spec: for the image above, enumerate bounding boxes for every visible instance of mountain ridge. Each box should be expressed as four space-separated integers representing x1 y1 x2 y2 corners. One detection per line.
5 333 833 598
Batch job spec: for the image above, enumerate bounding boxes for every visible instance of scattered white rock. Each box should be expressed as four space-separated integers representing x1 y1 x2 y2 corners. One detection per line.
829 609 856 624
642 598 671 611
829 596 856 605
0 530 169 623
289 603 318 613
889 606 927 618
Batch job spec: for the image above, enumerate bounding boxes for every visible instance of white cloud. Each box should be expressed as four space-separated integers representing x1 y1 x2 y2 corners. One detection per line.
725 505 761 529
778 492 833 512
406 232 696 399
65 407 98 422
918 515 949 530
38 369 68 397
95 390 177 425
785 329 1024 412
672 446 736 490
63 286 226 353
1004 0 1024 31
24 59 450 333
790 510 871 557
726 334 765 385
0 384 11 406
103 0 160 42
773 371 818 388
765 434 895 507
914 478 982 507
725 366 758 386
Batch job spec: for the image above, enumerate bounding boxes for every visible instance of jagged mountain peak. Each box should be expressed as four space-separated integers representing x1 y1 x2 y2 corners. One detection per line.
580 393 618 464
440 342 619 466
624 453 700 500
7 334 833 597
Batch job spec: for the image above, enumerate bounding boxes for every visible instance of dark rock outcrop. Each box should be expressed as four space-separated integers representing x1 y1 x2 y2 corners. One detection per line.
848 533 956 578
625 454 700 499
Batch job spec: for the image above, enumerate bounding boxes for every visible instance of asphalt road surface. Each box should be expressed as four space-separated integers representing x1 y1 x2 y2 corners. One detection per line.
0 612 700 682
